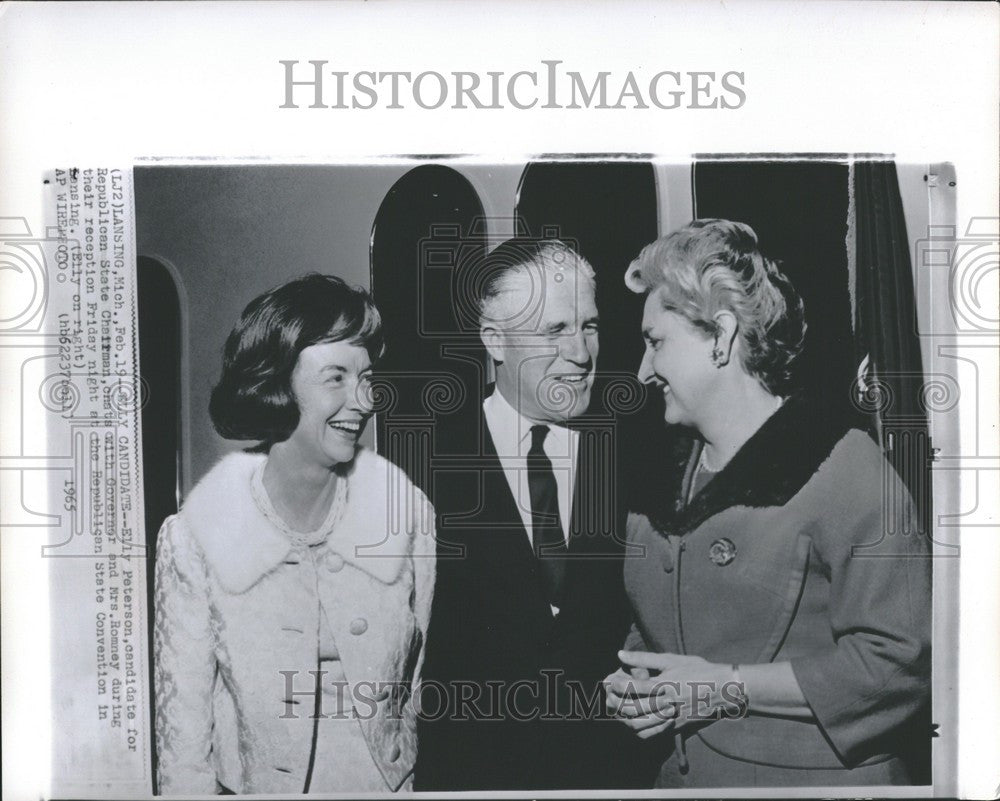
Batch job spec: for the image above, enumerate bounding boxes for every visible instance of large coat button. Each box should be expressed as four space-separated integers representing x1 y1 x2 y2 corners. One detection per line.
326 553 345 572
349 617 368 635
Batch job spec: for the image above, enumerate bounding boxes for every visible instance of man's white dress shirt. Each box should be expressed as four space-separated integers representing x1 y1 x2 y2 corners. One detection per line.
482 388 579 549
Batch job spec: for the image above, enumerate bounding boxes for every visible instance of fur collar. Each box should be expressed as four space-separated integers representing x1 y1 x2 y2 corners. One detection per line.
180 448 428 594
633 393 857 536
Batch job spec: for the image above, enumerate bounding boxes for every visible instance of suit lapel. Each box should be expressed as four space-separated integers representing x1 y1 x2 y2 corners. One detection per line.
476 419 547 586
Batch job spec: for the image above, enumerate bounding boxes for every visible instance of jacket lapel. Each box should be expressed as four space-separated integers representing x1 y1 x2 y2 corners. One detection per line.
477 420 544 575
180 452 292 595
324 449 417 585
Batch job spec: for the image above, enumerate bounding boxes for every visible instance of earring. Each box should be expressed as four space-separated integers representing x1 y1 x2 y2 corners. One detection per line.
711 346 724 367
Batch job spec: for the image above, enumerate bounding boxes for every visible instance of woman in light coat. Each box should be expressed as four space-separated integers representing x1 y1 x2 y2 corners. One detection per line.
154 274 434 794
604 220 931 787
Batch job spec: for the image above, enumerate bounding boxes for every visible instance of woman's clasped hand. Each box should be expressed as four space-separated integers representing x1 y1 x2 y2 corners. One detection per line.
605 651 747 740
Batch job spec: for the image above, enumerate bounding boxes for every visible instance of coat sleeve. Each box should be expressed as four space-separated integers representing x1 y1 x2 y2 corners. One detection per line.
153 514 220 794
788 439 932 767
400 490 436 762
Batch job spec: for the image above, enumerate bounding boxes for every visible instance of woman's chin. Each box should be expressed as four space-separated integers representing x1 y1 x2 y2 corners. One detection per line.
319 439 359 468
331 447 358 467
661 404 689 428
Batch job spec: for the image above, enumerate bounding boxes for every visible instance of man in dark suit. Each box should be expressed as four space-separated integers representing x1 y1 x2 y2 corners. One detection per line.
414 238 638 791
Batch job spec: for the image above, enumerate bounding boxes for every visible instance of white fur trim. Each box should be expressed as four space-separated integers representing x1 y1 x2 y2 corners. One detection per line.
180 449 431 594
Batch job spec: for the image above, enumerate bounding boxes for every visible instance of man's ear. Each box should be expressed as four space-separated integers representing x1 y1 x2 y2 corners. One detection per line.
712 310 739 366
481 325 506 363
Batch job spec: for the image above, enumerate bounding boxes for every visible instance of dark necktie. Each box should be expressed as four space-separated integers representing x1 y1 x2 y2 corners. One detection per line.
527 424 568 606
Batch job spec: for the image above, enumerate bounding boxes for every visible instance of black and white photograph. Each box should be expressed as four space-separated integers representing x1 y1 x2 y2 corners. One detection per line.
129 157 944 794
0 2 996 800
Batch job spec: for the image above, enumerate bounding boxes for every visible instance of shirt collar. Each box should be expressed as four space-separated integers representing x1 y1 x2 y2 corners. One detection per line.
483 387 574 459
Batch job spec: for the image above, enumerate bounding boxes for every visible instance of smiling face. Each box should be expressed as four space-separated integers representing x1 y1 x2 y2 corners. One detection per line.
486 265 599 423
285 340 374 469
638 291 718 430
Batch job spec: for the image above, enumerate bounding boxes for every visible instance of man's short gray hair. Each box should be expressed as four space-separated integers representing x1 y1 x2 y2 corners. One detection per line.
477 238 595 326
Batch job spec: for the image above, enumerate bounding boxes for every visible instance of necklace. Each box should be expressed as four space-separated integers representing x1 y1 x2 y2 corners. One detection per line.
252 460 348 547
699 395 785 474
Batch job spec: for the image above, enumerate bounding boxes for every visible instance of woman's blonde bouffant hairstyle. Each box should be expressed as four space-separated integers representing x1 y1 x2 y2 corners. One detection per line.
625 219 807 395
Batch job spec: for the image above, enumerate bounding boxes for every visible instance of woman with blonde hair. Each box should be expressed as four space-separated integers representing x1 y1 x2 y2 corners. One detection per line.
605 219 930 787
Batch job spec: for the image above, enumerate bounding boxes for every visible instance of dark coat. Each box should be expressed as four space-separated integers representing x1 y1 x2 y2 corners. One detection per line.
414 402 638 791
624 394 932 785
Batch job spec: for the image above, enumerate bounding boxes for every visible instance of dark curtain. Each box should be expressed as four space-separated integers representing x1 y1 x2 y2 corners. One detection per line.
852 160 931 537
853 160 933 786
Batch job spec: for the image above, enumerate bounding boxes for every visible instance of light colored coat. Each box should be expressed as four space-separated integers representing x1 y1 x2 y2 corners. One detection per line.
153 448 435 794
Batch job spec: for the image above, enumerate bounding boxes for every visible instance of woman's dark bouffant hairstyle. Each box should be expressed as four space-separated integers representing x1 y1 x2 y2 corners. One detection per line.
209 273 383 444
625 219 807 396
